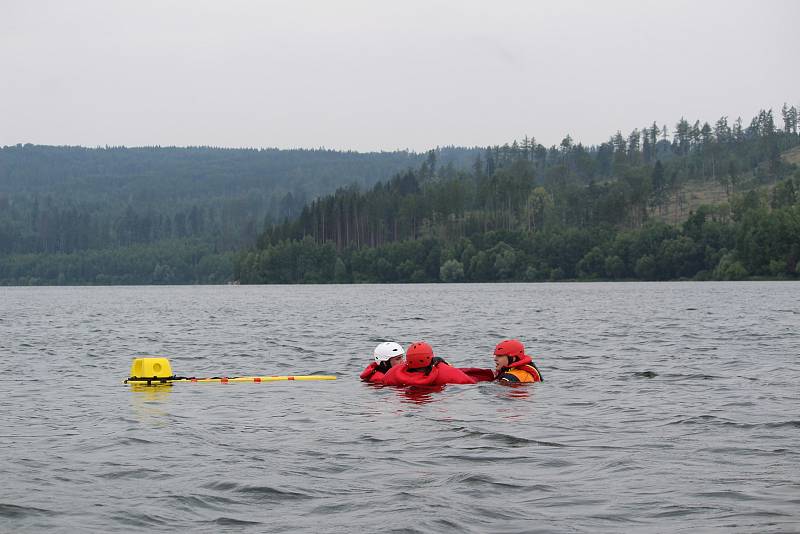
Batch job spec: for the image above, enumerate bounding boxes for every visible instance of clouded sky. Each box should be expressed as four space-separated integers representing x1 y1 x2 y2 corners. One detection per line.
2 0 798 151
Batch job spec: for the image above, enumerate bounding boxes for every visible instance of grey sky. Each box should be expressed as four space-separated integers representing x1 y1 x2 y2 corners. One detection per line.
2 0 798 152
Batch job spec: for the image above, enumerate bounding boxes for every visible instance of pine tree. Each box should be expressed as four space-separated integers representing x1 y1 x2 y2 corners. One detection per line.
642 127 653 163
782 103 791 133
714 116 730 143
627 129 641 162
733 117 744 142
700 122 713 146
675 118 690 155
651 160 666 212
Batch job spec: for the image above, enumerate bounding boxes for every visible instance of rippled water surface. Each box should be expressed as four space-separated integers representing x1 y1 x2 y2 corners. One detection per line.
1 283 799 533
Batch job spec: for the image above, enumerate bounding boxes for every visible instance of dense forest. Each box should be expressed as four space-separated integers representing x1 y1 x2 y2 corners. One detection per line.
0 145 479 284
236 106 800 283
2 106 798 285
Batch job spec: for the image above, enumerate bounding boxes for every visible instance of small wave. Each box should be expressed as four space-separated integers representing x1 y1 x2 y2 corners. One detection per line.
115 511 170 527
358 434 391 444
449 473 555 493
237 485 313 500
430 518 462 530
651 505 718 518
0 503 59 519
449 473 523 490
0 433 80 438
694 490 759 502
96 468 163 480
207 516 263 526
633 371 658 378
308 502 353 514
118 436 156 445
764 420 800 429
665 415 800 430
661 373 722 381
202 481 240 491
203 481 314 501
454 427 566 447
664 415 731 427
170 493 239 509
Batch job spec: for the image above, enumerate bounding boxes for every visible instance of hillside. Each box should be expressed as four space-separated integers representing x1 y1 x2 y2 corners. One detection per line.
3 106 798 285
0 144 481 284
239 107 800 284
0 145 480 282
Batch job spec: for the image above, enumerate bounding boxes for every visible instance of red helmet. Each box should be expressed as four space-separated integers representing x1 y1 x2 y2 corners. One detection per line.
494 339 525 359
406 342 434 368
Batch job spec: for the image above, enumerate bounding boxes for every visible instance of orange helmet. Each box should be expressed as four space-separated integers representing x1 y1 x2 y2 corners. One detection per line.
494 339 525 359
406 342 434 368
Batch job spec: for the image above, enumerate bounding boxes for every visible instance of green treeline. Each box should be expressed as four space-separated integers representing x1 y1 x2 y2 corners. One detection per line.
0 239 234 285
236 107 800 283
0 145 470 255
3 107 798 285
0 145 479 284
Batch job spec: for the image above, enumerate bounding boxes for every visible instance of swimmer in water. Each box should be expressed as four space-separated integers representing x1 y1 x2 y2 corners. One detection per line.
493 339 543 383
360 342 405 383
380 342 476 386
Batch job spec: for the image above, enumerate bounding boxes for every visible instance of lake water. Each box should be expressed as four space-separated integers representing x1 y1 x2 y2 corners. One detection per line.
1 283 799 533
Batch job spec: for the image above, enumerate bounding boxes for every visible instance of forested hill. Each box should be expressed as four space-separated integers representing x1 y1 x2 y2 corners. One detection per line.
0 145 479 203
238 106 800 283
0 145 430 252
0 145 479 284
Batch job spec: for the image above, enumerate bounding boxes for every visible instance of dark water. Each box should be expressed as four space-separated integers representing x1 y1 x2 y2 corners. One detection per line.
1 283 799 533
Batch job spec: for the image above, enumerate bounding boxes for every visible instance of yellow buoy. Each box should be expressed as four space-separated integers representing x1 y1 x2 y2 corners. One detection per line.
124 357 336 385
130 357 173 379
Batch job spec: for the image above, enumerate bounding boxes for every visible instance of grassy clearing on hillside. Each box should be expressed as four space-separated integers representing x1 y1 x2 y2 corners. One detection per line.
650 146 800 225
649 181 729 224
783 145 800 166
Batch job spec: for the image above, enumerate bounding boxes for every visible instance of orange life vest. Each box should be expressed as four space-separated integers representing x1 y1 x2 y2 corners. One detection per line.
497 354 543 383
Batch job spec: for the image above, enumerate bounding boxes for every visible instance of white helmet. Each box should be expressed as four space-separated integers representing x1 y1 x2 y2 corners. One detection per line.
374 342 405 363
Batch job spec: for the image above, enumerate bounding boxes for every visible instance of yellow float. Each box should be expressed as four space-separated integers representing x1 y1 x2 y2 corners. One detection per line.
124 357 337 385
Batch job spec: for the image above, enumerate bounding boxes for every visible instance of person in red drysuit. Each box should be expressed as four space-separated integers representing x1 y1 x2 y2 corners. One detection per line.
380 342 476 386
360 342 405 383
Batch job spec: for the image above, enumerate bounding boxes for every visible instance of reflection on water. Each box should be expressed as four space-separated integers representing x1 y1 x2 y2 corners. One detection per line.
128 384 173 425
384 382 532 404
495 384 531 400
395 384 445 404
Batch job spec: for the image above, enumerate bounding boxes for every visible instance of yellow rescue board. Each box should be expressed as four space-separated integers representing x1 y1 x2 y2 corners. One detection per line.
125 375 337 384
124 357 336 385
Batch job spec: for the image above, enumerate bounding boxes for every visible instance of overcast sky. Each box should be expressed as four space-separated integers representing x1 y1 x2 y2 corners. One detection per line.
2 0 798 152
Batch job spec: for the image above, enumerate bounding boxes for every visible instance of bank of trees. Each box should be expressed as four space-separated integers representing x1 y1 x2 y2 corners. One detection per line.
236 181 800 284
238 106 800 283
0 145 463 255
0 145 478 284
0 238 235 285
3 106 798 285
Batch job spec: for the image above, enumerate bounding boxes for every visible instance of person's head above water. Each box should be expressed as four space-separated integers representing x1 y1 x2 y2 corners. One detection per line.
493 339 526 372
374 342 405 369
405 341 434 370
